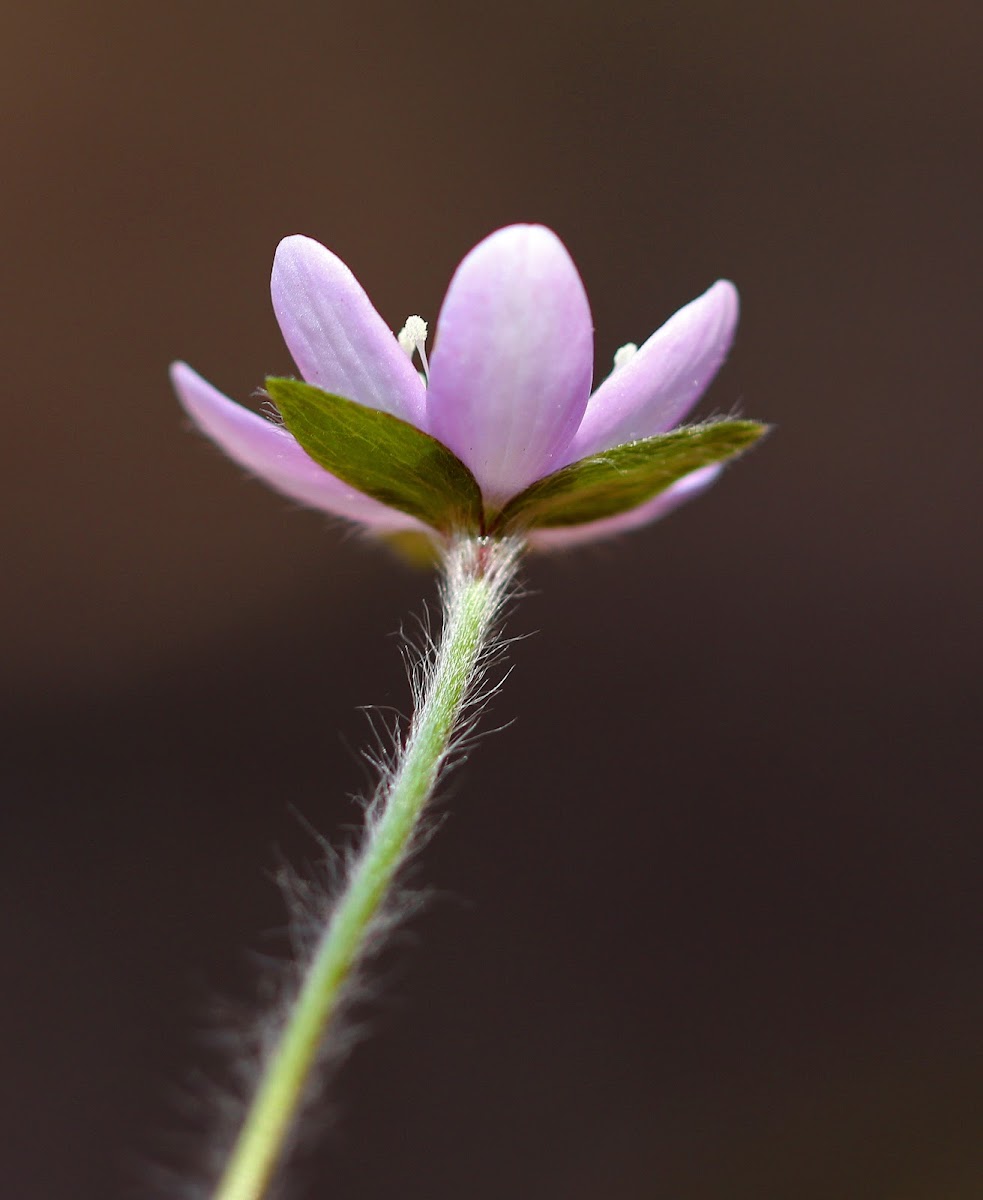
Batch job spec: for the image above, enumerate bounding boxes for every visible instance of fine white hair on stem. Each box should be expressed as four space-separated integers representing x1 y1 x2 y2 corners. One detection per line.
163 535 525 1200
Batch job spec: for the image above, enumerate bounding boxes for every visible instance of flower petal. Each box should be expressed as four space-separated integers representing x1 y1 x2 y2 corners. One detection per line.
271 235 427 426
171 362 420 529
563 280 739 463
426 225 594 502
529 465 720 550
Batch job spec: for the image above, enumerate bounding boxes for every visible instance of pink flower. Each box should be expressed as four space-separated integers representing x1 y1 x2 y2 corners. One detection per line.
171 225 739 547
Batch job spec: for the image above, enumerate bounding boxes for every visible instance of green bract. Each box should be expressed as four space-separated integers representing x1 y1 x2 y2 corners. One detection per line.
266 378 484 535
268 377 766 539
493 420 768 532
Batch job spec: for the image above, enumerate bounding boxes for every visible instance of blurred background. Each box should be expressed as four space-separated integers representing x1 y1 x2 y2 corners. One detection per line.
3 1 980 1196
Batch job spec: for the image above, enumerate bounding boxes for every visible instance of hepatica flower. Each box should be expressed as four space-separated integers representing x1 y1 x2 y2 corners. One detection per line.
170 227 767 1200
171 225 763 551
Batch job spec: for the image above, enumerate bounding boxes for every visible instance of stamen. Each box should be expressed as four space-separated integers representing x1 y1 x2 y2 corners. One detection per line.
612 342 638 371
397 315 430 380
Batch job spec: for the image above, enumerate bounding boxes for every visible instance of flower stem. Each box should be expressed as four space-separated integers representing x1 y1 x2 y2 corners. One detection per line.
212 536 520 1200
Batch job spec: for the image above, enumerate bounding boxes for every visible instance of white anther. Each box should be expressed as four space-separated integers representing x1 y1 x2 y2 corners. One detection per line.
397 315 430 379
612 342 639 371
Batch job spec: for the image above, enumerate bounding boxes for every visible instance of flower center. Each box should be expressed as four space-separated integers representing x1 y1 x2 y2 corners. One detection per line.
397 315 430 382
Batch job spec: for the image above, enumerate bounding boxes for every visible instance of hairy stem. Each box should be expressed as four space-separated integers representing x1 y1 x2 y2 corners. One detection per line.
213 536 521 1200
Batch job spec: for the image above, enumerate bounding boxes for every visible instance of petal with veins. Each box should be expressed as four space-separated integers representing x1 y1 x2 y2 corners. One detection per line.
529 465 721 549
426 225 594 503
271 235 427 427
563 280 738 463
171 362 420 529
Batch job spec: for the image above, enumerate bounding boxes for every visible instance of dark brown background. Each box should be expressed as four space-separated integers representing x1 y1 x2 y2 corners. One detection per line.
3 2 980 1197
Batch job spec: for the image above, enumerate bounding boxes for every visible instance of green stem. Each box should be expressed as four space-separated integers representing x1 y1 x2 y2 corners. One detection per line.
213 536 520 1200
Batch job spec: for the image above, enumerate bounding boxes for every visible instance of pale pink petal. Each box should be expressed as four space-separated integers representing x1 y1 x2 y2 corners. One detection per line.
171 362 420 530
426 225 594 503
563 281 738 463
529 465 721 550
271 235 427 426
